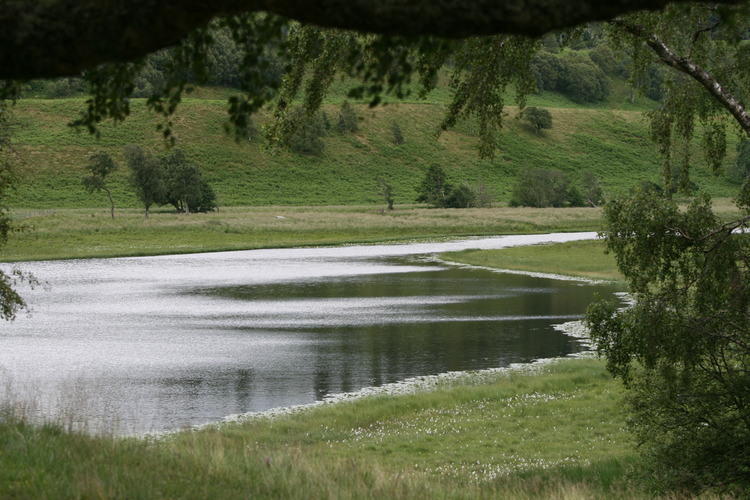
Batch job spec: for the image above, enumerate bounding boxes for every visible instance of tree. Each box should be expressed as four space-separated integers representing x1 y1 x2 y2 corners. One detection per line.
509 168 584 208
0 104 29 321
336 101 358 133
161 149 216 214
586 190 750 494
520 106 553 135
390 121 405 146
583 6 750 493
416 165 453 208
83 151 118 220
377 177 395 210
124 144 166 218
581 170 605 207
0 0 738 85
287 109 327 155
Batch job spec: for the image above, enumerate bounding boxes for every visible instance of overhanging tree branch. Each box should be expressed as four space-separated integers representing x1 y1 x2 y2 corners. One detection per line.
614 18 750 137
0 0 745 81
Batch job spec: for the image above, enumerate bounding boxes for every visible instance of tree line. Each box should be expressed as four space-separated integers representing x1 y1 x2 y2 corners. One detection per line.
83 146 217 219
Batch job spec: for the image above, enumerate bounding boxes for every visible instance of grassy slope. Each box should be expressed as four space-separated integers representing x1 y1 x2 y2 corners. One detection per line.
7 80 740 210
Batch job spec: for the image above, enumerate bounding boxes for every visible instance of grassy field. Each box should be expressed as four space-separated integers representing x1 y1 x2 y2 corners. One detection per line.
6 82 740 211
2 358 655 499
442 240 622 281
3 204 608 261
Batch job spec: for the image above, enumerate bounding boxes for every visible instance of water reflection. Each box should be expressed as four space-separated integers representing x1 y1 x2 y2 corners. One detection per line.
0 233 623 433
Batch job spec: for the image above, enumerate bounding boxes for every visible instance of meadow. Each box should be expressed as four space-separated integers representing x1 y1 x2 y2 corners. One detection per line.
4 204 606 261
2 358 652 499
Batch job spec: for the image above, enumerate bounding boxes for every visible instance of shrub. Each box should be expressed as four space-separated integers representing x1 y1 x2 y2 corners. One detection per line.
520 107 553 135
336 101 358 133
509 167 585 208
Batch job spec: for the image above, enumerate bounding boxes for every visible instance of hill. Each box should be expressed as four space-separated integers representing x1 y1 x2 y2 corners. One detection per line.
6 83 740 210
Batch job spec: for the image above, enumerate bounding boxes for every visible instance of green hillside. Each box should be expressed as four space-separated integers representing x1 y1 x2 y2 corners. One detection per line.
6 84 740 210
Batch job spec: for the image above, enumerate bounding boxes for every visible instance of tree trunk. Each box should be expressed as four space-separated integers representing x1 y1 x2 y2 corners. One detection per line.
104 187 115 220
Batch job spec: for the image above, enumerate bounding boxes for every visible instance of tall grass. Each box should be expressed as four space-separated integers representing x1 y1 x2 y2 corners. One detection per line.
0 358 660 499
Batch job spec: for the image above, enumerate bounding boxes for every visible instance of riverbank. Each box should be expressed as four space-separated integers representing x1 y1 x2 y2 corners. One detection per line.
440 239 623 282
3 205 607 261
3 357 655 499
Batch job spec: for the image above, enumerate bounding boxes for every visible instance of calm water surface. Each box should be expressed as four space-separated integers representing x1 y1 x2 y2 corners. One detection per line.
0 233 623 434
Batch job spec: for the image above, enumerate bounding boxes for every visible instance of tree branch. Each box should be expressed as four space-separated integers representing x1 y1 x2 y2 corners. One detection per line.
0 0 745 81
614 19 750 136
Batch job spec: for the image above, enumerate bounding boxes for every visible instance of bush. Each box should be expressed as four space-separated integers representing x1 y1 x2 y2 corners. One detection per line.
509 168 585 208
336 101 358 133
520 107 553 135
390 121 404 145
416 165 453 208
288 109 327 155
445 183 477 208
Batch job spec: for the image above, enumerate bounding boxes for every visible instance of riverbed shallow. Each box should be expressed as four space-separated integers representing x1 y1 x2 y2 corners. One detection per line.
0 232 623 434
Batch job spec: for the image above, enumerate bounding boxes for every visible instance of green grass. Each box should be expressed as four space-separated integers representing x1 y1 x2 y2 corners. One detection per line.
7 88 740 212
3 205 608 261
1 358 658 499
442 240 622 281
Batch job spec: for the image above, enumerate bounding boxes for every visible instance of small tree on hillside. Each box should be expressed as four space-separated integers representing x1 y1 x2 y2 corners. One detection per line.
124 144 165 218
377 177 395 210
83 150 118 219
288 109 327 156
581 170 605 207
162 149 216 214
336 101 358 133
391 121 404 145
509 167 584 208
520 107 553 135
417 165 453 208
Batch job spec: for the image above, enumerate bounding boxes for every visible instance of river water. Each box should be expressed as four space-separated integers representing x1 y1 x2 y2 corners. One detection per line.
0 232 623 434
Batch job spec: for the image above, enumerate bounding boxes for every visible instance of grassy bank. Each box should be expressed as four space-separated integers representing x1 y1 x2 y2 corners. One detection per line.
3 205 606 261
442 240 622 282
1 358 653 499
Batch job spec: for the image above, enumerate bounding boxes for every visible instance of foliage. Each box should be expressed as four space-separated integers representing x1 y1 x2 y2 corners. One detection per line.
336 101 358 133
124 144 165 218
287 108 327 155
727 137 750 184
390 120 404 145
581 170 605 207
416 164 453 208
0 105 28 320
530 50 610 103
520 106 553 135
162 149 216 213
509 168 585 208
586 189 750 495
445 183 478 208
377 177 394 210
82 150 118 219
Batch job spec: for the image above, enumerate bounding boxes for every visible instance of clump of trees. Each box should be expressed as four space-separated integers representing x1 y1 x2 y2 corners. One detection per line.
416 165 486 208
124 145 217 216
508 167 585 208
531 51 610 103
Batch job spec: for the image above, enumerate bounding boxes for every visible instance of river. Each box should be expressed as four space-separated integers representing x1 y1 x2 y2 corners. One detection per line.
0 232 623 434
